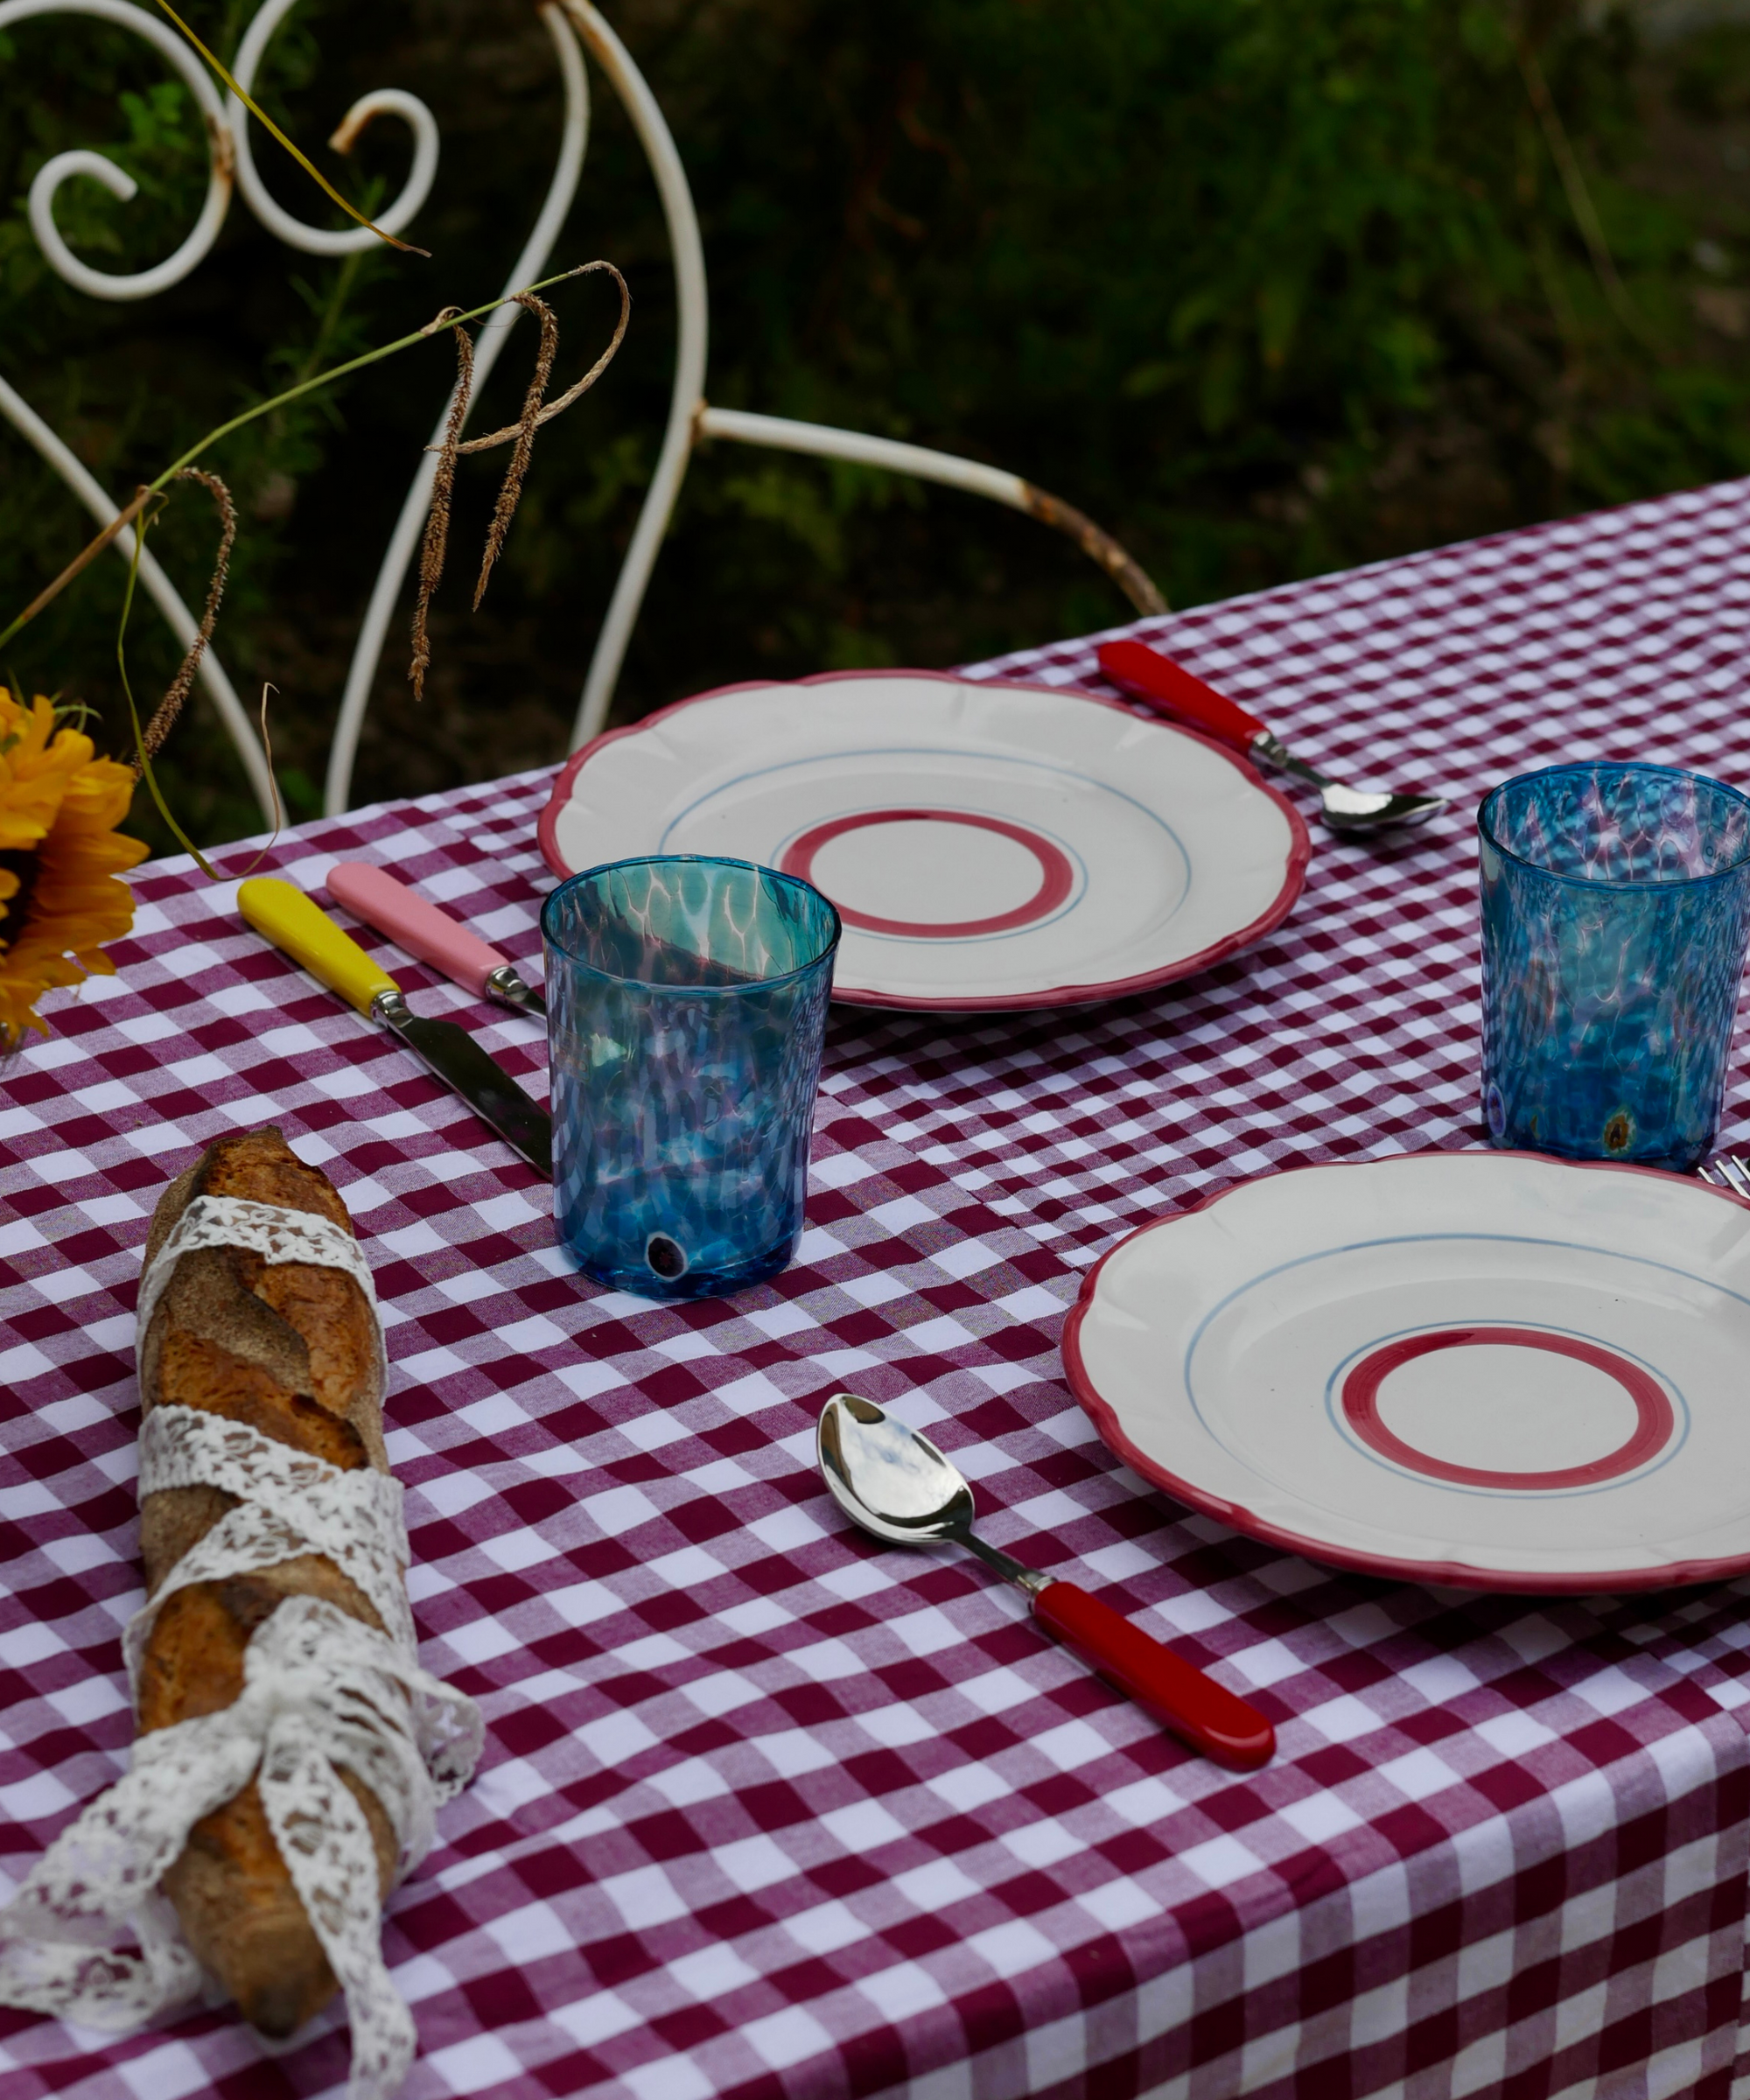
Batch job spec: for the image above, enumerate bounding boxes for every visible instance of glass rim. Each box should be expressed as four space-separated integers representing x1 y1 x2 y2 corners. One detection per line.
1478 761 1750 891
541 852 843 992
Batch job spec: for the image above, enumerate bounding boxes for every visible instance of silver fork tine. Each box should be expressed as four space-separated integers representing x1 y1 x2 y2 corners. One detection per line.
1701 1160 1725 1186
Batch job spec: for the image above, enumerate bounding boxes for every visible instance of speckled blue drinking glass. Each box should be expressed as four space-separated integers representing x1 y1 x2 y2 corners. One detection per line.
1479 764 1750 1171
542 856 840 1298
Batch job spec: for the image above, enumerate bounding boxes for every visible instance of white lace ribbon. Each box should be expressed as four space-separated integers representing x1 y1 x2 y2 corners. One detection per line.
130 1405 416 1662
0 1195 480 2100
136 1194 388 1393
0 1599 480 2100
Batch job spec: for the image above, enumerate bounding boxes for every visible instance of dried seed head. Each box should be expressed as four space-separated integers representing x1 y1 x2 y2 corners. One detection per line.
453 261 631 457
410 262 631 696
410 310 474 703
472 290 559 610
137 467 237 767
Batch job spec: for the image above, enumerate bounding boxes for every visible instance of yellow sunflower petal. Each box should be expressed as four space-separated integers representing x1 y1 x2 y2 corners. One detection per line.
0 696 146 1046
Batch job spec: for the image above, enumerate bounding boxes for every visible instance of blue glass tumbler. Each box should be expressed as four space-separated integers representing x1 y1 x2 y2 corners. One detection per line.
1479 763 1750 1171
542 855 841 1298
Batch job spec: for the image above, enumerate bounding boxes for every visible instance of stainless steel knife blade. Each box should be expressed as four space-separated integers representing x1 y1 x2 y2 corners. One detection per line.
376 991 552 1177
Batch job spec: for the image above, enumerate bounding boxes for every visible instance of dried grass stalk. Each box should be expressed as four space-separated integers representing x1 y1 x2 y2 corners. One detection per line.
410 310 475 703
472 291 558 609
0 262 614 664
454 262 631 456
410 261 630 692
137 467 237 766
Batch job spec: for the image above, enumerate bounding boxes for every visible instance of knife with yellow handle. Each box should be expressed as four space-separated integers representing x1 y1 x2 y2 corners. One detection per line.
238 876 553 1177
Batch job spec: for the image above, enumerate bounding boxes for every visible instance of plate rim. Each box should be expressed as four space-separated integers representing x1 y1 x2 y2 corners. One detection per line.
537 668 1312 1012
1061 1147 1750 1593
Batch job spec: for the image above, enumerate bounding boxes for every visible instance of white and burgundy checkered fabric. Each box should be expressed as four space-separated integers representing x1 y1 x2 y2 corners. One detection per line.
5 480 1750 2100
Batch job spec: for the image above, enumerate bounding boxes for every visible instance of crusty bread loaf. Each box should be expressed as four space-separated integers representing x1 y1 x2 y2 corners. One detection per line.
136 1128 395 2039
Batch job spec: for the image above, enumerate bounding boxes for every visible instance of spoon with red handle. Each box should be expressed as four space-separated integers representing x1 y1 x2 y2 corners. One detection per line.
327 861 546 1018
818 1391 1275 1769
1097 637 1446 834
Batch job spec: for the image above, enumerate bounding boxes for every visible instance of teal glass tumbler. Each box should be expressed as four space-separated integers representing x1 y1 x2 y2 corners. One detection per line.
1479 763 1750 1171
542 855 841 1298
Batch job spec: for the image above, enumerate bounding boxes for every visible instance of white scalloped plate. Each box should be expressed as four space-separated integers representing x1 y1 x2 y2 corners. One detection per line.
539 670 1309 1012
1065 1151 1750 1592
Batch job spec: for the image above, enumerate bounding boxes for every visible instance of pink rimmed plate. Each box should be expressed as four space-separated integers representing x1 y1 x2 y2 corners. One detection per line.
539 671 1309 1011
1064 1151 1750 1592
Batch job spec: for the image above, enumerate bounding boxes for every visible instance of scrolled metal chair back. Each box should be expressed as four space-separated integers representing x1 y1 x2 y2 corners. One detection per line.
2 0 594 822
4 0 1164 826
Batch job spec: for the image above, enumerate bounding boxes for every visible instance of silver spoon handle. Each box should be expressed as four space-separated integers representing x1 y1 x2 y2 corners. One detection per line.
960 1533 1049 1596
1251 732 1334 792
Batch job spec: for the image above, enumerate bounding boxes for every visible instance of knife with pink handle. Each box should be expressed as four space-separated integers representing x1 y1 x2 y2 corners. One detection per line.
326 862 546 1018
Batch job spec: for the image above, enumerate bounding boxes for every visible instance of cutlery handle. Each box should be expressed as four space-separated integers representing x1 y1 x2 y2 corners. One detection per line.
327 861 509 1001
1096 639 1266 754
1032 1580 1275 1770
240 877 399 1016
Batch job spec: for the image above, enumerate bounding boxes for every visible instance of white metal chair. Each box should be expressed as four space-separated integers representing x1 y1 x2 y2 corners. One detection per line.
1 0 1166 825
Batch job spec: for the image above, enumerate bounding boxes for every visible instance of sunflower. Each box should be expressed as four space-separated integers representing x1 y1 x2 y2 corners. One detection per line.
0 691 149 1049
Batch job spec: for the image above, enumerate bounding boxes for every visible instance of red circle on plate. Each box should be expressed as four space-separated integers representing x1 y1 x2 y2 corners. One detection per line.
778 808 1075 939
1340 1326 1674 1491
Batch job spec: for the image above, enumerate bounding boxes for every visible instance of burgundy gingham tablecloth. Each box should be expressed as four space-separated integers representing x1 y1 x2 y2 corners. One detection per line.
6 479 1750 2100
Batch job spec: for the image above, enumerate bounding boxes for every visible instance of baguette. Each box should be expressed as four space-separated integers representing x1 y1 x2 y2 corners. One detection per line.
135 1127 394 2039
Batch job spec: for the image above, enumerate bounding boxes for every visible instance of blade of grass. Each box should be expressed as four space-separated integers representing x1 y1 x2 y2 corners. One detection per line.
5 489 155 646
150 0 430 257
1516 34 1657 354
231 682 286 874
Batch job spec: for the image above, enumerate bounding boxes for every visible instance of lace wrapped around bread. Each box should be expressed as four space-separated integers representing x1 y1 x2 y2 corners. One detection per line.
0 1129 481 2100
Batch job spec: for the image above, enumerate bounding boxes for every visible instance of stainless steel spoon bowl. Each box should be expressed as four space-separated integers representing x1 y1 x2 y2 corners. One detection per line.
819 1390 1043 1585
817 1393 1274 1769
1250 731 1447 833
